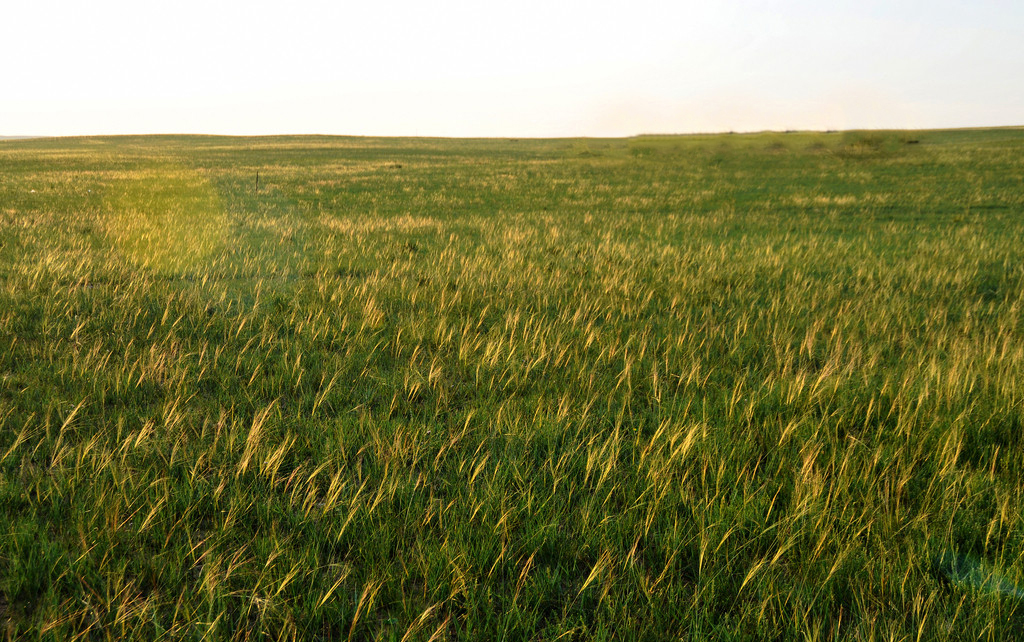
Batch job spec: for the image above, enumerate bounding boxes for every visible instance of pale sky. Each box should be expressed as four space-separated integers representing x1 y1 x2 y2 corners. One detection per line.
3 0 1022 137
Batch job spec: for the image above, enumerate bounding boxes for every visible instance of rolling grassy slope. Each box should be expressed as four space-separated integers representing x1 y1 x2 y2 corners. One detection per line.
1 129 1023 640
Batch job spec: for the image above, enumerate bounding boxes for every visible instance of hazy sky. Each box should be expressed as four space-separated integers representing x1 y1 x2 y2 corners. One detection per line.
3 0 1022 137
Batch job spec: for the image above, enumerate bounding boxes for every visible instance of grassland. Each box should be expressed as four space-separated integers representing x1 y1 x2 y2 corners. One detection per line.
1 128 1023 640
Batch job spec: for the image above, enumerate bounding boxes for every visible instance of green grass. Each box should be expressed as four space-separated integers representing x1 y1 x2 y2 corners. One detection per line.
1 128 1024 640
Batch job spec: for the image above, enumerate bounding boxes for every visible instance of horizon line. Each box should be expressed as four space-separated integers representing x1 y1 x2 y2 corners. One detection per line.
3 124 1024 142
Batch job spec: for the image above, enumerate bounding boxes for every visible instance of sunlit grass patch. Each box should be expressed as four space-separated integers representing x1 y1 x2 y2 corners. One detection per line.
104 163 229 277
322 213 444 236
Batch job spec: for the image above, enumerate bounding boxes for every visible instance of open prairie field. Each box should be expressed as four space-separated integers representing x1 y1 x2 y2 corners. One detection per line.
1 129 1023 640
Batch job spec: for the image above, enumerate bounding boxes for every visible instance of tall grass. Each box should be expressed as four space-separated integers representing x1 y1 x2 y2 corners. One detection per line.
1 130 1023 639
